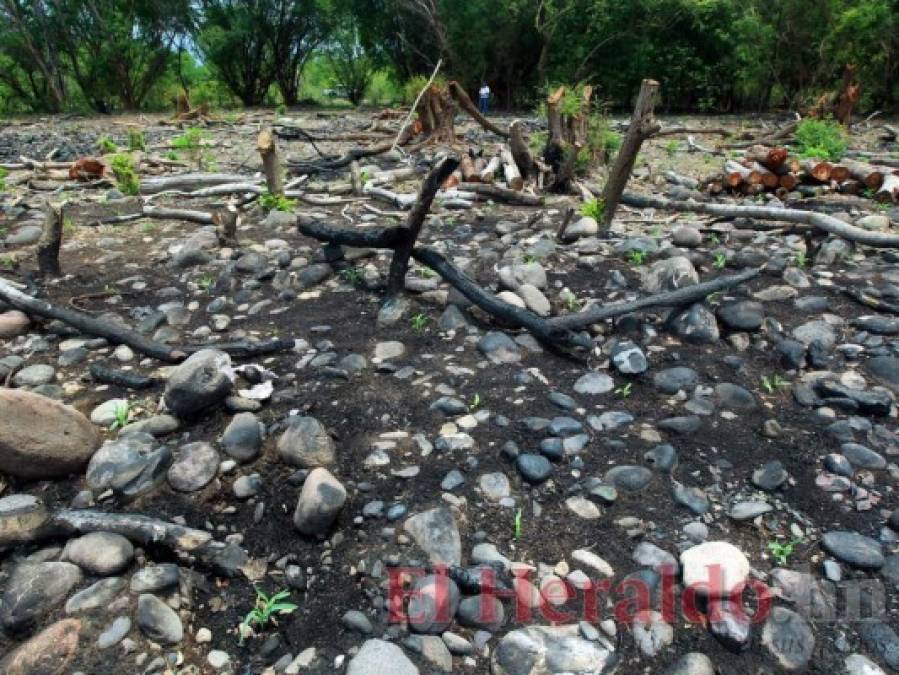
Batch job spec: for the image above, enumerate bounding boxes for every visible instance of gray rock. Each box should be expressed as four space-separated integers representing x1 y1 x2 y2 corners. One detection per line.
403 507 461 566
64 532 134 575
85 433 172 498
136 593 183 644
408 574 460 634
665 652 714 675
65 577 126 614
728 500 772 521
708 599 751 652
479 472 511 501
821 531 884 569
163 349 232 417
0 494 49 546
516 454 553 484
714 382 756 410
611 341 647 374
5 224 42 245
761 606 814 670
478 331 522 364
858 621 899 670
346 639 419 675
718 301 764 331
680 541 749 597
792 320 836 351
221 412 263 462
491 624 615 675
233 473 263 498
456 594 504 631
574 372 615 395
277 416 336 467
841 443 886 470
604 465 653 492
293 467 346 536
672 226 702 248
844 654 887 675
644 444 678 472
671 303 719 344
1 562 82 630
562 216 598 241
167 441 219 492
130 564 180 593
341 610 374 634
632 610 673 657
642 256 698 293
653 367 698 394
11 364 56 388
865 356 899 392
97 616 131 649
752 460 788 491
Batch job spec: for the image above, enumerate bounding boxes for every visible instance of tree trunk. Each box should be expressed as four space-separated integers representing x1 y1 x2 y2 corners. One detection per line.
509 120 534 179
600 79 661 228
416 84 456 144
257 128 283 196
37 201 64 277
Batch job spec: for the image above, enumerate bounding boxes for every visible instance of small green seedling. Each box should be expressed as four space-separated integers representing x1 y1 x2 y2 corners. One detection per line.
410 313 428 331
761 374 790 394
580 197 604 221
127 129 146 151
713 252 727 269
340 268 362 285
768 538 802 566
198 275 215 291
469 392 482 411
564 295 582 312
664 140 679 157
275 104 287 116
0 167 8 192
360 169 371 184
171 128 204 150
627 249 648 266
97 135 117 154
109 154 139 196
239 587 297 644
523 254 538 264
109 402 130 431
794 251 807 268
614 382 633 398
259 192 296 212
707 233 720 245
415 267 435 279
0 255 14 270
165 150 180 161
513 508 523 540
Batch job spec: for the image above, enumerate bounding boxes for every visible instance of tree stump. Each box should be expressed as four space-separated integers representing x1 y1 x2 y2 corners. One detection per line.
257 128 283 196
37 202 64 277
416 84 457 145
543 85 593 192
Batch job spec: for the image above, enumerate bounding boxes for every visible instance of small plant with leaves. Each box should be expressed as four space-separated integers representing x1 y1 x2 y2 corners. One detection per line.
713 252 727 269
767 538 802 566
197 275 215 291
127 129 146 151
794 118 847 161
259 192 296 212
97 135 118 154
614 382 633 399
794 251 807 268
109 401 130 431
340 268 362 285
414 266 435 279
522 253 538 264
165 150 180 161
564 295 582 312
238 587 297 644
469 393 482 411
627 249 648 266
109 154 139 196
410 313 429 331
761 374 790 394
580 198 604 221
0 254 16 270
0 167 8 192
664 140 679 157
513 508 523 540
171 128 204 150
275 104 287 116
707 233 720 245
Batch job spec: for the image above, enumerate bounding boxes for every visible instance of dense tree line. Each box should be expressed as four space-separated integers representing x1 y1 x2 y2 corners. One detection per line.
1 0 897 114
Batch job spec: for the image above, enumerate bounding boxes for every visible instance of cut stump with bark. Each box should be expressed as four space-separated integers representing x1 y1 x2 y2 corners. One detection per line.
257 128 283 196
37 201 64 277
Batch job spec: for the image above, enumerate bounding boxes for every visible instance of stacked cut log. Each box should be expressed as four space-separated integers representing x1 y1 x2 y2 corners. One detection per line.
441 147 527 192
711 145 899 203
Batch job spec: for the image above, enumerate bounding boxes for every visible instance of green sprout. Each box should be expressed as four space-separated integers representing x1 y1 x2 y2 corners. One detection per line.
127 129 146 151
109 401 130 431
276 104 287 116
664 140 679 157
713 252 727 269
410 313 429 331
469 393 482 411
614 382 633 399
415 267 436 279
0 167 8 192
165 150 180 161
259 192 296 212
0 255 15 270
360 169 371 184
580 197 605 221
523 254 538 264
197 275 215 291
794 251 808 268
768 538 802 566
238 587 298 644
171 128 204 150
339 268 362 285
627 249 648 266
761 374 790 394
514 508 523 540
707 233 720 245
97 135 118 154
564 295 582 312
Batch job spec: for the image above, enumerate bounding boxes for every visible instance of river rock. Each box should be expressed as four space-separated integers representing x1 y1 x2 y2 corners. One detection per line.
1 562 82 631
277 415 336 467
64 532 134 575
293 467 346 536
163 349 233 417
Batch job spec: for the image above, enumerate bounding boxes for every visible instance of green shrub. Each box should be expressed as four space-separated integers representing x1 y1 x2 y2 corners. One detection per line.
127 129 146 151
171 128 205 150
581 197 605 221
97 135 118 154
0 167 7 192
794 118 847 161
259 192 295 212
109 154 139 195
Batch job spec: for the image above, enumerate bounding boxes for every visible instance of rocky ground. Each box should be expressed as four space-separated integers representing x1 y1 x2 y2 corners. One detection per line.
1 109 899 675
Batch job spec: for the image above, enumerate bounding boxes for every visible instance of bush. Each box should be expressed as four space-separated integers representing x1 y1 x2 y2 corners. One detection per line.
0 167 7 192
127 129 146 151
109 154 139 195
794 118 847 161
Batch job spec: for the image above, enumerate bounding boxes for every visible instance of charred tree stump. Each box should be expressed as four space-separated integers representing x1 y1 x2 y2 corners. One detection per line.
417 85 457 145
600 79 660 229
257 128 283 196
385 157 460 297
510 120 534 180
543 85 593 193
37 201 64 277
213 204 239 246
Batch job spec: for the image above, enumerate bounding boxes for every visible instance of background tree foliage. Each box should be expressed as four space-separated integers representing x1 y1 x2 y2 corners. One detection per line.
1 0 897 114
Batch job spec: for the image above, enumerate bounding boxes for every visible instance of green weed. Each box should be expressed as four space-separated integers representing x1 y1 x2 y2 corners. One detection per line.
713 252 727 269
109 154 140 196
627 249 648 266
97 135 117 154
794 118 847 161
259 192 295 212
580 198 605 221
410 313 428 331
615 382 633 398
127 129 146 151
109 401 130 431
238 587 297 644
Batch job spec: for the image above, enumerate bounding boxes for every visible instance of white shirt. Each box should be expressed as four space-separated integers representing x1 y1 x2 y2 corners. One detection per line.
479 85 490 97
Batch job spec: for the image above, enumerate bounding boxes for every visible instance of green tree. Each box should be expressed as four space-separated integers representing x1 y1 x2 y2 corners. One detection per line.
327 25 375 105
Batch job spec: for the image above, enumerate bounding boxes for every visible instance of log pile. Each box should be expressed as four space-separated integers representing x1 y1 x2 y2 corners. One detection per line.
706 144 899 203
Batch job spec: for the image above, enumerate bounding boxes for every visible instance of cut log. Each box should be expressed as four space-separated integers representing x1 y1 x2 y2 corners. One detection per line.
37 201 64 277
88 362 158 389
778 173 799 190
459 155 481 183
800 159 833 182
875 174 899 203
480 156 500 183
829 165 850 182
745 145 788 171
724 160 752 187
750 162 780 189
841 158 885 190
212 204 239 246
600 79 661 227
140 173 255 195
458 182 543 206
257 128 283 196
501 148 523 191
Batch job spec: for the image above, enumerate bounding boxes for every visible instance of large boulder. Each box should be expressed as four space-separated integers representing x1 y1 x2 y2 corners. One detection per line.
293 467 346 536
0 618 82 674
642 256 699 293
0 389 100 479
277 416 336 467
163 349 232 417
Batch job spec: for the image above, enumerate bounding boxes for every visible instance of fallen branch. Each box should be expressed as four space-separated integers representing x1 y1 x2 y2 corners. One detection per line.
140 173 255 195
89 362 159 389
392 58 443 152
620 192 899 247
458 182 543 206
49 509 211 552
448 81 510 138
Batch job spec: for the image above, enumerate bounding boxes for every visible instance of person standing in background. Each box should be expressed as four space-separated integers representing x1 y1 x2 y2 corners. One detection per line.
478 83 491 114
